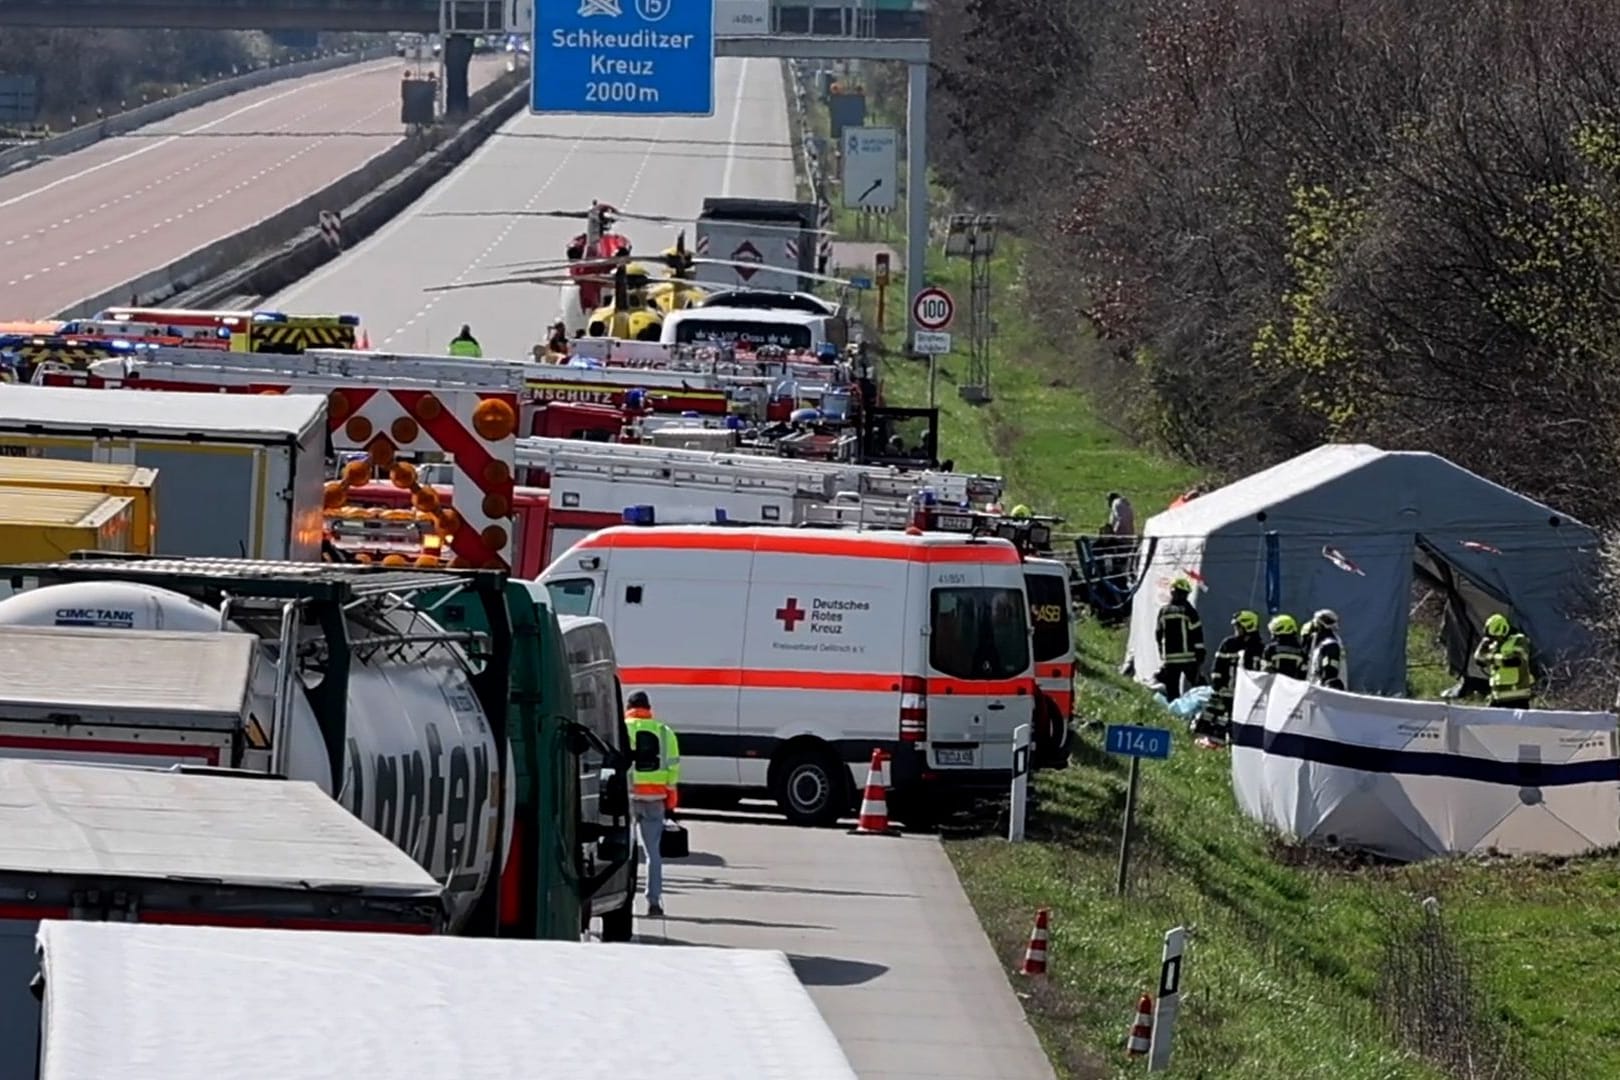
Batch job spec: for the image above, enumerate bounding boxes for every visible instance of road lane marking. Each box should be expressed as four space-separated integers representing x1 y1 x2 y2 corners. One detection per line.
0 60 391 212
721 59 747 197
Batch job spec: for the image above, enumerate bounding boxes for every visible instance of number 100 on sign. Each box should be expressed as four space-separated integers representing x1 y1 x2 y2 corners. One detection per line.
912 287 954 330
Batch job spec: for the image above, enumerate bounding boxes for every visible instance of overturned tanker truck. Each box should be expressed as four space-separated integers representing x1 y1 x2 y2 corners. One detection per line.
0 556 633 941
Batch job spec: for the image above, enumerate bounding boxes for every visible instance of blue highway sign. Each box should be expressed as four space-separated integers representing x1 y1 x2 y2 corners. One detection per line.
532 0 716 117
1104 724 1172 761
848 275 873 290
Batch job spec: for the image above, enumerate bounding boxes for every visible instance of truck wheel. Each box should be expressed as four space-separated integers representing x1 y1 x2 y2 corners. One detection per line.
773 747 849 827
601 895 635 942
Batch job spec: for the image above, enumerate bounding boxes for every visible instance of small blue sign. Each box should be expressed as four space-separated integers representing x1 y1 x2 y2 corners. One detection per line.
1105 724 1172 760
848 275 873 290
532 0 716 117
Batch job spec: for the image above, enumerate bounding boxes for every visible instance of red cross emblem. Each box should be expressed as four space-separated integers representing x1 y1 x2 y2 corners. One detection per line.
775 598 806 631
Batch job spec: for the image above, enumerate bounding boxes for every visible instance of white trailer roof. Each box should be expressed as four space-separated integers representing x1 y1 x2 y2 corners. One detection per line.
0 625 256 728
0 383 325 440
0 760 439 894
36 922 857 1080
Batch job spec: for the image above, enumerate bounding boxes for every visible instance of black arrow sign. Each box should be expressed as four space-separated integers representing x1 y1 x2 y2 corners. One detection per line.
858 177 884 204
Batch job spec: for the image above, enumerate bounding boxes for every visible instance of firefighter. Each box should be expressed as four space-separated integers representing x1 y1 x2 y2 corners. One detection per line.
448 324 482 358
1202 609 1264 741
1262 613 1307 679
1306 608 1347 690
1473 613 1535 708
1154 576 1205 698
623 690 680 917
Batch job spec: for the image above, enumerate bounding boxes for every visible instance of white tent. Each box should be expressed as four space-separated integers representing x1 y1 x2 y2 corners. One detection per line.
1127 444 1598 695
1231 670 1620 862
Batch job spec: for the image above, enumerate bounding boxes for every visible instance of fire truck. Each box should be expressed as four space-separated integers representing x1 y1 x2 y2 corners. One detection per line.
29 343 938 468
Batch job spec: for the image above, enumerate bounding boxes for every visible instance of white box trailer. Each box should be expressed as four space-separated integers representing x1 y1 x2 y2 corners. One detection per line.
0 759 442 1080
32 922 858 1080
0 384 327 559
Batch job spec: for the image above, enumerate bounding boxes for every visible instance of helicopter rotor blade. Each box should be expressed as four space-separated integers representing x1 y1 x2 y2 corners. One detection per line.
421 272 580 293
417 207 838 236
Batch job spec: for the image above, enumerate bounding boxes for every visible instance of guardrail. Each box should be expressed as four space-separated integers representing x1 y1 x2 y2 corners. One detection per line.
0 46 392 177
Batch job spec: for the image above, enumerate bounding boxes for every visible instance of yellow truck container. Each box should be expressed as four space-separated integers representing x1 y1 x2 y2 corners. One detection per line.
0 487 135 562
0 459 157 553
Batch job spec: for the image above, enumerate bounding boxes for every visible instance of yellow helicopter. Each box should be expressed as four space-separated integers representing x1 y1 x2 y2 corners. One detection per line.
426 240 859 341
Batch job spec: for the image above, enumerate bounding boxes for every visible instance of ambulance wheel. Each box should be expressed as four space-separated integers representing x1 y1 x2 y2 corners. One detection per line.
772 745 849 827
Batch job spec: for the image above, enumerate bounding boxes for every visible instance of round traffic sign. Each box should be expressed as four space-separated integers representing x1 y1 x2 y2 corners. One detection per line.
912 287 955 330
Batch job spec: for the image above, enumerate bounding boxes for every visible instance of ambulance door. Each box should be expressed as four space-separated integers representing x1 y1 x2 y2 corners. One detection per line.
923 561 1033 773
741 547 904 794
605 549 748 786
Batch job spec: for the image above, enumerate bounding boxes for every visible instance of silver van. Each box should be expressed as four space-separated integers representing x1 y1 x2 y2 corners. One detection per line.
555 612 639 940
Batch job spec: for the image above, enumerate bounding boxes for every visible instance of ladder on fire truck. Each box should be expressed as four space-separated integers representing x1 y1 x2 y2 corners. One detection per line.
510 436 1005 514
43 345 732 394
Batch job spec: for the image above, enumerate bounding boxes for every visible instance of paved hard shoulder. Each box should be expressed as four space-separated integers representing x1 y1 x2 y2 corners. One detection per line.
651 816 1056 1080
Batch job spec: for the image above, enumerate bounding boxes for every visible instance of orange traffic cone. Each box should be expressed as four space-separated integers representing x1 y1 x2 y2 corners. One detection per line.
1126 993 1153 1056
850 749 897 835
358 329 371 350
1016 908 1050 976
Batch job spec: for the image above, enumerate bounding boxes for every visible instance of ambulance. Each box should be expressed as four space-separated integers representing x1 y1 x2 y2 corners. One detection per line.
539 523 1036 825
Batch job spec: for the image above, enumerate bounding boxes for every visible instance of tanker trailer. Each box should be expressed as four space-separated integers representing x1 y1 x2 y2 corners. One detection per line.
0 557 606 941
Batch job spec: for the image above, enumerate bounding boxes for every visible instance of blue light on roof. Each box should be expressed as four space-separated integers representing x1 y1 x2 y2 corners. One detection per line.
623 505 656 526
714 508 728 523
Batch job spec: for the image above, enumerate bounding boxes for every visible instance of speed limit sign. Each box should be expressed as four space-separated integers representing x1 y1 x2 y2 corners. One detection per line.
912 287 955 330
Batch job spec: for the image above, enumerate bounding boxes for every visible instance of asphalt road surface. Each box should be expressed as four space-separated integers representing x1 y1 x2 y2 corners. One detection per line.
271 57 797 358
651 811 1057 1080
0 54 508 319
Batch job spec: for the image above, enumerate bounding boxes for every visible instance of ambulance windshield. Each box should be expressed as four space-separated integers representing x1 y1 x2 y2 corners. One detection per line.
1024 573 1071 663
545 577 596 616
929 587 1030 681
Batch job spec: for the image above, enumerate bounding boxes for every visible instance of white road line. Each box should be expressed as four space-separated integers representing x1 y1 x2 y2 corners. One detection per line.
0 61 389 212
721 60 748 197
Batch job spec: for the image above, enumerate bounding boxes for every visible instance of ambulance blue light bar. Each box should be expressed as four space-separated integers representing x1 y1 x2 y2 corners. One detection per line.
623 505 656 526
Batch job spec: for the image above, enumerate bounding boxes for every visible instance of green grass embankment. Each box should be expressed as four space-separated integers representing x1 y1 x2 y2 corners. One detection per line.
803 74 1620 1080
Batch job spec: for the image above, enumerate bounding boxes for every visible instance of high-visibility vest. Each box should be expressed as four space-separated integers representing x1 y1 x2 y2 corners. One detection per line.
1488 634 1534 703
449 337 482 358
624 708 680 797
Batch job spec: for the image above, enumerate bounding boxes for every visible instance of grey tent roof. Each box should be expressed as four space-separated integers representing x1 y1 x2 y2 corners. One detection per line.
1129 444 1598 696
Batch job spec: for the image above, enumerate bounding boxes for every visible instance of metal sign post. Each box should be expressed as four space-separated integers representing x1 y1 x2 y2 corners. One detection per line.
531 0 716 117
1148 926 1186 1072
1009 722 1032 842
1104 723 1170 896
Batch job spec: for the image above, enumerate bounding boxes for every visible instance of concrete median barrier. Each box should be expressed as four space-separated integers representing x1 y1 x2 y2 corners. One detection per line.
0 47 393 177
54 66 528 320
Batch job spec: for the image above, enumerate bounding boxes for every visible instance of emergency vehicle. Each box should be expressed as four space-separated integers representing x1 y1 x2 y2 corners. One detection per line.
82 307 362 353
330 437 1076 763
538 524 1036 825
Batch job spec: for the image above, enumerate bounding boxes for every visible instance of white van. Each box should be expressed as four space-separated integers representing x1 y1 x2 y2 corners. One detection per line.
658 307 830 352
540 524 1035 825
